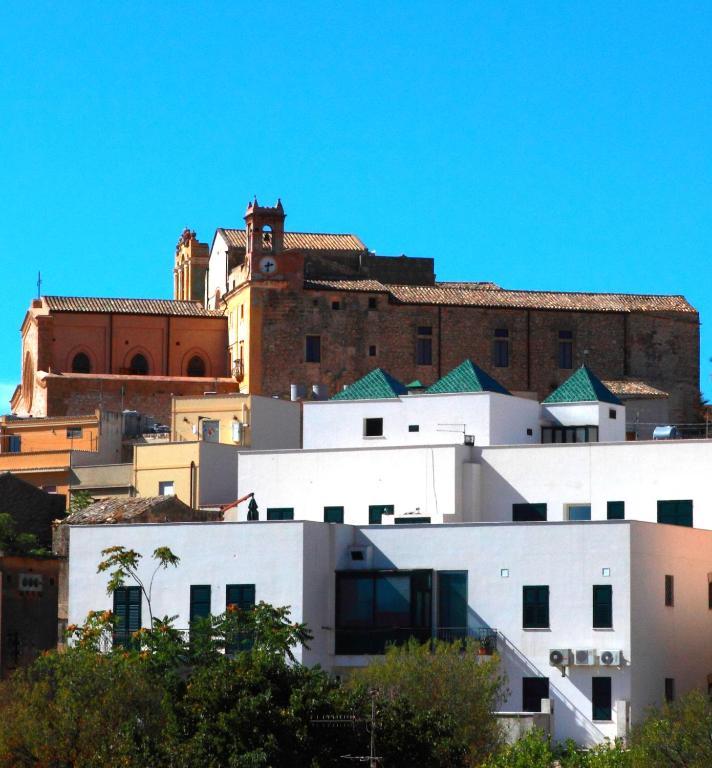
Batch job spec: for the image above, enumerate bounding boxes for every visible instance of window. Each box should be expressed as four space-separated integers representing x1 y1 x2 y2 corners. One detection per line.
523 677 549 712
369 505 394 524
408 424 419 432
493 328 509 368
567 504 592 521
324 506 344 523
226 584 255 612
187 355 206 377
71 352 91 373
593 585 613 628
523 586 549 628
335 570 432 654
66 427 83 439
416 326 433 365
266 508 294 521
592 677 612 721
513 503 547 522
657 500 693 528
394 517 431 525
190 585 211 640
558 330 573 369
113 586 141 648
363 418 383 437
368 297 377 310
201 419 220 443
541 426 598 443
438 571 467 638
665 575 674 607
331 300 341 310
6 435 21 453
665 677 675 703
368 345 377 357
609 408 617 419
305 335 321 363
129 353 149 375
607 501 625 520
158 481 175 496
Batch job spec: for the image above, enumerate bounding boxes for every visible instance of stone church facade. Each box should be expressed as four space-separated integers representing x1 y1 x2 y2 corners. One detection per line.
10 199 700 428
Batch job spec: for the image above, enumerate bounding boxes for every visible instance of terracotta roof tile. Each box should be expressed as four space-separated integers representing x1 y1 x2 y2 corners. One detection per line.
304 279 696 314
219 229 366 252
602 380 669 398
42 296 223 317
63 495 219 524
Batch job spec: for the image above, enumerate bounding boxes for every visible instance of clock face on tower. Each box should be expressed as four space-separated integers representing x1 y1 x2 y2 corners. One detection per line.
258 256 278 275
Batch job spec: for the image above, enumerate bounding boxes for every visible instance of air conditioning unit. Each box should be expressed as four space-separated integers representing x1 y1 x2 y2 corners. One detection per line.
574 649 595 666
549 648 571 667
599 649 622 667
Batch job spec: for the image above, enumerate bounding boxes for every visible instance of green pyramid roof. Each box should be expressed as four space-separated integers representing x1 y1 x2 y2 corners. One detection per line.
406 380 423 388
331 368 409 400
543 365 622 405
426 360 510 395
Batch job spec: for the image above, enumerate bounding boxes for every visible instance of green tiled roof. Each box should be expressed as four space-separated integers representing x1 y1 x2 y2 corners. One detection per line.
331 368 408 400
426 360 510 395
543 366 622 405
406 380 423 388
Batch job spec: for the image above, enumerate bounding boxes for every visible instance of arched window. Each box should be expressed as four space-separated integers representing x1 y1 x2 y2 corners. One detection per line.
71 352 91 373
187 355 206 377
129 354 149 375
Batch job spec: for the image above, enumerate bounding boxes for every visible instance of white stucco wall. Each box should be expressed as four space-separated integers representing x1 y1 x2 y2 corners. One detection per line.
303 392 540 450
232 444 470 524
477 440 712 527
541 402 626 442
206 231 229 309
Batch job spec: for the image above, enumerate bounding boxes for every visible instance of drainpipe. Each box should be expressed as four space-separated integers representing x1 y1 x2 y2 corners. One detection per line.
190 460 196 508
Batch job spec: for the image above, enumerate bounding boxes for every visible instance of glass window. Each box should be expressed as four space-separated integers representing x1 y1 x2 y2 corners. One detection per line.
493 329 509 368
523 586 549 628
368 297 377 310
665 575 674 607
657 500 693 528
541 426 598 444
66 427 83 439
408 424 419 432
113 586 141 648
266 508 294 521
513 503 547 522
369 505 394 524
592 677 612 720
6 435 21 453
568 504 592 521
374 575 411 626
558 331 573 369
158 481 175 496
324 506 344 523
363 418 383 437
438 571 467 632
593 585 613 628
305 335 321 363
416 337 433 365
523 677 549 712
607 501 625 520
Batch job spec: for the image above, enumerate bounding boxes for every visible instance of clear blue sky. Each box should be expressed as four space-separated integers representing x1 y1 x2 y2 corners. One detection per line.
1 1 710 406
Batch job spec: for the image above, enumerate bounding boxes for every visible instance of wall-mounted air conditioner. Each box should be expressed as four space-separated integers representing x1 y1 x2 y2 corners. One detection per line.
574 649 595 666
549 648 572 667
599 649 622 667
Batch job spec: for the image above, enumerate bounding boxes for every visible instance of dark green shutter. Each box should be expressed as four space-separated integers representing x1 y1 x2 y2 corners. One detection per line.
438 572 467 632
113 586 141 648
267 508 294 521
190 585 211 623
657 500 693 527
324 506 344 523
592 677 612 720
226 584 255 610
369 505 394 524
593 585 612 628
513 503 547 522
523 586 549 628
607 501 625 520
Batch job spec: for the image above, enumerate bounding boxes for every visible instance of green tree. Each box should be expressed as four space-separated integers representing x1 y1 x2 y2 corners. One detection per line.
69 489 94 514
630 689 712 767
0 513 47 556
348 637 506 765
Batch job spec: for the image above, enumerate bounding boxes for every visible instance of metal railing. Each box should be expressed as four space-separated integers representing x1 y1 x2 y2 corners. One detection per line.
335 626 498 655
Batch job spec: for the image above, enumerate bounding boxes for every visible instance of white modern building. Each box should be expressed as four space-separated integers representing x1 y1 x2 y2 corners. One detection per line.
66 517 712 745
229 363 708 529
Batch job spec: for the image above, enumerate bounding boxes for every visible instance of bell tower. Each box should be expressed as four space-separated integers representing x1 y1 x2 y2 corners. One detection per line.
244 198 286 277
174 229 209 303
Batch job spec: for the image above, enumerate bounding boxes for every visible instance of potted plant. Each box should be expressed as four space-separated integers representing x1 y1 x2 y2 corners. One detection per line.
478 636 493 656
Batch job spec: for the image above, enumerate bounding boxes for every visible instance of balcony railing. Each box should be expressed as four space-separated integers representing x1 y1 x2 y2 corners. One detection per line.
335 626 498 656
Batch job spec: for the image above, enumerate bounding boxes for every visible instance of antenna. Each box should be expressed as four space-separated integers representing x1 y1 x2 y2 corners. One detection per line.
36 271 42 299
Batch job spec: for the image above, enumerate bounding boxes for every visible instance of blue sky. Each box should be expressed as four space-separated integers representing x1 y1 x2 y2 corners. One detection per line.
1 1 710 407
